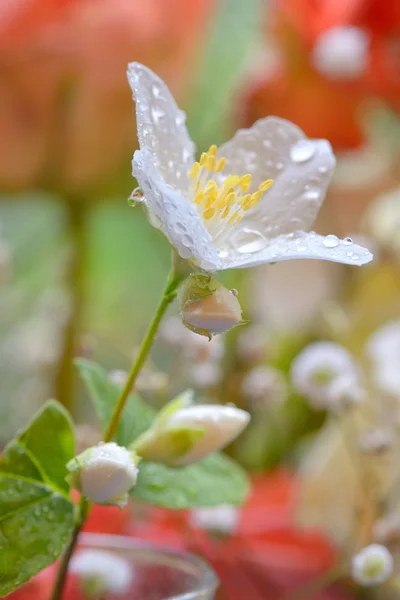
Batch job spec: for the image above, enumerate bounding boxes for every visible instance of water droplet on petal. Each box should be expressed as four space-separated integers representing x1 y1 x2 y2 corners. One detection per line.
302 189 320 202
290 140 316 163
343 237 353 245
151 106 165 124
351 254 359 261
318 165 328 174
323 234 340 248
152 84 162 98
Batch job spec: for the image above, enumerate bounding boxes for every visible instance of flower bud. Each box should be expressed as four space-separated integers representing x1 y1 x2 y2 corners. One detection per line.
133 392 250 466
312 26 370 80
351 544 393 586
70 550 132 597
66 442 139 507
179 274 242 338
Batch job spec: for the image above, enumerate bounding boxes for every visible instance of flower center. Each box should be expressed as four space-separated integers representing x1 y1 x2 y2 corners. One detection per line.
188 145 273 239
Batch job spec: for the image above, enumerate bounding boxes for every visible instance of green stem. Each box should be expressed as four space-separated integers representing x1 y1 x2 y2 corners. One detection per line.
54 199 87 409
50 496 90 600
103 268 184 442
50 264 185 600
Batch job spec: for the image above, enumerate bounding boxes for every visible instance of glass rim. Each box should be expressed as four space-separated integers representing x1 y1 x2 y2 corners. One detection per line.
79 532 219 600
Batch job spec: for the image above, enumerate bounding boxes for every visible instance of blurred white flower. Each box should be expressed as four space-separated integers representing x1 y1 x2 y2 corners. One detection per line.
359 428 393 455
364 187 400 253
128 62 372 272
134 395 250 466
325 375 365 413
67 442 139 507
70 549 132 597
188 362 222 389
367 321 400 399
351 544 393 586
236 324 267 364
312 26 370 79
190 504 239 535
373 513 400 543
242 366 287 407
291 342 360 409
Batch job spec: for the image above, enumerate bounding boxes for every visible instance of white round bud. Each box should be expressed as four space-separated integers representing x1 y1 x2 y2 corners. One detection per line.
189 504 239 536
70 550 132 597
291 342 360 409
167 404 250 465
242 366 287 407
351 544 393 586
76 442 139 506
312 26 370 79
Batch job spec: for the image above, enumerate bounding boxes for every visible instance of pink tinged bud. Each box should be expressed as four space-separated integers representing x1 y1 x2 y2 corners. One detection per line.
67 442 139 507
167 404 250 465
182 286 242 337
179 274 243 338
352 544 393 586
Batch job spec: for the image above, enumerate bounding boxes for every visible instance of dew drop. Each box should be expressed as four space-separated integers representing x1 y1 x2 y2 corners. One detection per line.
151 106 165 124
318 166 328 174
175 111 185 126
323 234 340 248
343 237 353 245
351 254 360 261
152 83 162 98
182 234 193 247
290 140 315 163
303 189 320 202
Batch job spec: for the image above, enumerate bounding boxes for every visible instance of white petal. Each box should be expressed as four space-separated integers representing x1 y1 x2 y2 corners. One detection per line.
133 149 220 271
219 232 373 269
127 62 195 194
217 117 335 236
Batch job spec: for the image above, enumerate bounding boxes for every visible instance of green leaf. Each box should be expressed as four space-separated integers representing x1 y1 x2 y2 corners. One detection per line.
132 452 250 509
0 401 75 595
0 475 73 596
186 0 261 148
76 358 156 446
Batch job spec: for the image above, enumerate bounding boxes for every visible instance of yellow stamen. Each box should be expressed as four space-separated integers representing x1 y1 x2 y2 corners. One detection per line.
221 206 230 218
223 175 240 189
208 145 217 156
239 174 252 193
259 179 274 192
194 191 204 204
226 191 237 207
227 211 240 224
189 162 201 179
240 194 252 210
204 180 218 193
215 158 225 173
250 190 262 206
203 190 218 208
200 153 208 167
203 207 216 220
207 156 215 171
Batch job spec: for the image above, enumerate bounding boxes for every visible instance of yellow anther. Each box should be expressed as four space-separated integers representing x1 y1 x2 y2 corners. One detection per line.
204 180 218 193
207 156 215 171
200 153 208 167
223 175 240 189
215 157 225 173
221 206 230 218
235 215 243 224
239 174 252 192
203 190 218 208
250 190 262 206
194 191 204 204
203 207 216 220
259 178 274 192
226 191 237 207
240 194 252 210
208 145 217 157
189 162 201 179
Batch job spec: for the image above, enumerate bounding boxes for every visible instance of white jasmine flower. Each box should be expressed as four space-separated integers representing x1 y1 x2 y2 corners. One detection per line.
242 366 287 407
367 321 400 398
70 549 132 597
134 393 250 466
67 442 139 507
312 26 370 79
351 544 393 586
190 504 239 535
127 63 372 272
291 342 360 409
